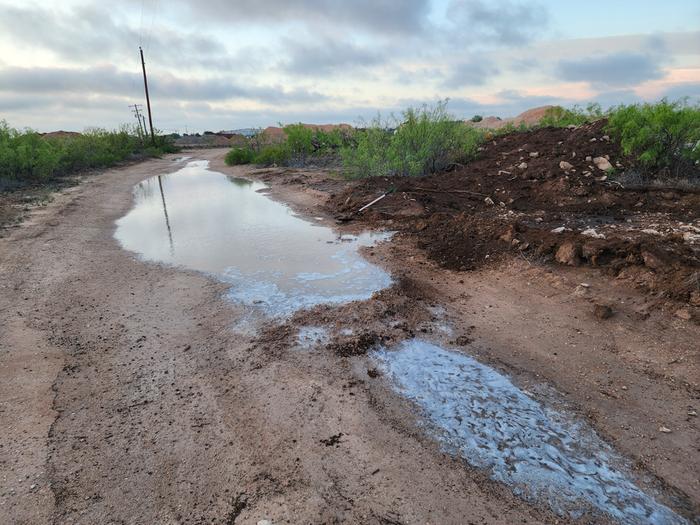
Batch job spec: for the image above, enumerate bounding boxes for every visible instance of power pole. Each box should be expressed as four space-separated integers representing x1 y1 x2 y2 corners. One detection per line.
129 104 145 140
139 46 156 145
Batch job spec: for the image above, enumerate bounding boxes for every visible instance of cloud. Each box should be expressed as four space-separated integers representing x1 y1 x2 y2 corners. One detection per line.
556 52 666 88
447 0 548 45
442 60 499 88
0 65 330 105
281 37 384 76
0 4 245 72
167 0 431 36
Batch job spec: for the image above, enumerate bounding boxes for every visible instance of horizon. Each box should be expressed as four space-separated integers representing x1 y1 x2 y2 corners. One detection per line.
1 0 699 133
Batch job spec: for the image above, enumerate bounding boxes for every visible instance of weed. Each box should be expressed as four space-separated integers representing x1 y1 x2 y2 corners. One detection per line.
606 98 700 179
225 148 255 165
539 103 605 127
342 100 484 178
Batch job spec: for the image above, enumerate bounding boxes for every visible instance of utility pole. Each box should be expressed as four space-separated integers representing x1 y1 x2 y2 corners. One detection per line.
139 46 156 145
129 104 145 140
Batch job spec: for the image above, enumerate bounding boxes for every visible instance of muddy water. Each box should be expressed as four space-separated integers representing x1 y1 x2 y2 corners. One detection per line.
375 340 687 525
115 160 391 319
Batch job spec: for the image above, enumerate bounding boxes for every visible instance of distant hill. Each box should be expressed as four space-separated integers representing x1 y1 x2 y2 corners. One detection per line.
467 106 555 129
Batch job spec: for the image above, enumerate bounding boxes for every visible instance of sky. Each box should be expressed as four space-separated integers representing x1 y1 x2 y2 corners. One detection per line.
0 0 699 133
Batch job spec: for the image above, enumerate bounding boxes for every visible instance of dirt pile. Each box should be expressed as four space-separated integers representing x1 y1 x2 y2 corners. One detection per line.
468 105 555 129
327 121 700 312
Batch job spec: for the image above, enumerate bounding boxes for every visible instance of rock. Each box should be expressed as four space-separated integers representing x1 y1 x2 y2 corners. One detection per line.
559 161 574 171
674 308 692 321
602 135 610 141
593 303 613 319
529 152 539 158
658 426 672 433
551 226 567 233
593 157 612 171
573 285 589 297
497 170 511 175
585 156 592 162
484 197 495 206
690 291 700 307
581 228 605 239
555 241 581 266
641 250 666 270
589 137 597 142
566 124 577 130
517 162 528 169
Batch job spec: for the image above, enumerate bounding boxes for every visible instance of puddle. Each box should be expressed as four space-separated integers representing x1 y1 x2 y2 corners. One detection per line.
374 340 686 525
115 160 391 320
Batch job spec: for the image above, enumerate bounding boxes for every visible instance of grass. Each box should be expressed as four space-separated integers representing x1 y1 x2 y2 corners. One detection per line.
0 120 178 184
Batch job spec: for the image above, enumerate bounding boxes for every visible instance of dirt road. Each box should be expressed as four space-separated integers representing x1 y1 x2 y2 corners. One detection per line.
1 149 697 524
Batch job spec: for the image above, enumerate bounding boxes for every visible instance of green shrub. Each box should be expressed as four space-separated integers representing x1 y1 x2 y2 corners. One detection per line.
0 120 177 182
471 115 483 123
606 99 700 178
342 101 485 178
539 103 605 127
283 124 314 163
252 144 290 166
225 147 254 165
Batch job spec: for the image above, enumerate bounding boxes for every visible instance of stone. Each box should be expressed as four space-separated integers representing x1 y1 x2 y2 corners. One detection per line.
658 426 672 433
484 197 495 206
585 156 592 162
517 162 528 169
555 241 581 266
674 308 692 321
593 304 613 319
581 228 605 239
593 157 612 171
559 161 574 171
529 152 539 158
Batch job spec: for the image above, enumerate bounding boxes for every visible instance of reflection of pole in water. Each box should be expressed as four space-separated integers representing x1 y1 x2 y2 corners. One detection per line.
157 175 175 255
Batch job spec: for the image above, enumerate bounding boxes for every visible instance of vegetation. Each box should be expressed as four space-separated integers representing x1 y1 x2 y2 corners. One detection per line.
341 101 484 178
538 103 605 127
0 121 177 183
222 98 699 182
224 124 353 168
471 115 483 123
606 99 700 178
224 147 255 165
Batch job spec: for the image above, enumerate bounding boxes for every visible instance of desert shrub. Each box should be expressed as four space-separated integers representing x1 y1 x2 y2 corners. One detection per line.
283 124 314 163
606 99 700 179
0 120 176 182
342 101 485 178
225 147 255 165
471 115 483 123
539 103 605 127
252 144 290 166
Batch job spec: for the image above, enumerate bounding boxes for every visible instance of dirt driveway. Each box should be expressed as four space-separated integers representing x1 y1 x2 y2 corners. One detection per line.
1 149 697 524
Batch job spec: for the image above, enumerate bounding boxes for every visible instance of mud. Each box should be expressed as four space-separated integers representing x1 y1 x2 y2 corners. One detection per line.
1 147 698 524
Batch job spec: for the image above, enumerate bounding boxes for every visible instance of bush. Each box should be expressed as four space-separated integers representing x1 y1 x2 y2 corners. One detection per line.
225 147 254 165
342 101 485 178
0 121 177 182
252 144 290 166
539 103 605 127
606 99 700 178
471 115 483 123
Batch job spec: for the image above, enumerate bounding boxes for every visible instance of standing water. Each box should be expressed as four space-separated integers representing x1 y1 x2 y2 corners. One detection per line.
374 340 688 525
115 160 392 319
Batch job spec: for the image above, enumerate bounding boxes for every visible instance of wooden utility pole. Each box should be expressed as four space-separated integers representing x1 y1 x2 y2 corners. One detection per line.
129 104 145 140
139 46 156 145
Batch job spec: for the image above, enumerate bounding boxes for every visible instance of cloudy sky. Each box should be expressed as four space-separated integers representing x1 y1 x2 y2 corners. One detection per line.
1 0 699 133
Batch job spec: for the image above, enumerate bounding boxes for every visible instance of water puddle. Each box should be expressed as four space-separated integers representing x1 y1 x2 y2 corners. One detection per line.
374 340 686 525
115 161 391 320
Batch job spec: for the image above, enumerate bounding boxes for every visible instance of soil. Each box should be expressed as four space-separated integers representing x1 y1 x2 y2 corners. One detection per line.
1 141 698 524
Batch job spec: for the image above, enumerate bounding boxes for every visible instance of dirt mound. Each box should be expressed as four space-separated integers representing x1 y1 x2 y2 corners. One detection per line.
41 131 81 140
469 105 555 129
327 121 700 311
261 123 354 144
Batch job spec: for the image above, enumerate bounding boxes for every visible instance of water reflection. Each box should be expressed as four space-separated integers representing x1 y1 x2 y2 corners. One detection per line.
115 160 391 318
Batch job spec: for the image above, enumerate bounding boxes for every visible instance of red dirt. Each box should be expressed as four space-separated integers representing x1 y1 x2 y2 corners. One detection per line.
327 121 700 313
